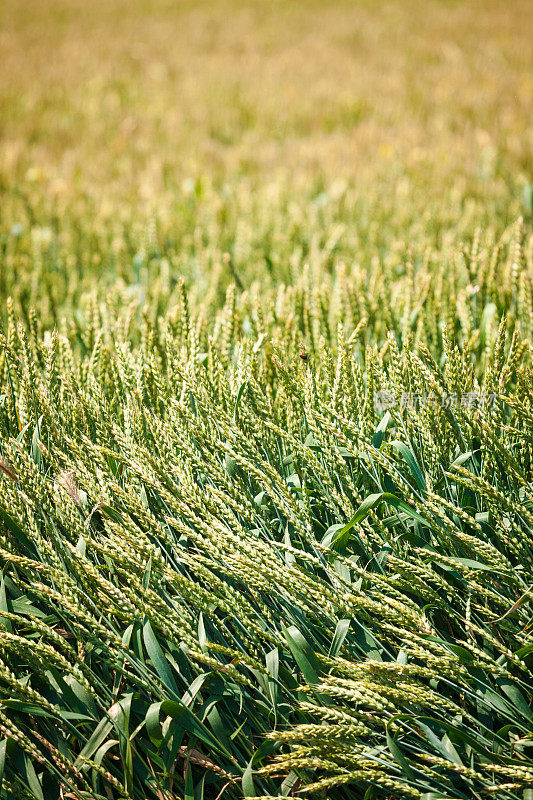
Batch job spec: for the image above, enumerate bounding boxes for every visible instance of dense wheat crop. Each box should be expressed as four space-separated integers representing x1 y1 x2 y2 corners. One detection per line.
0 1 533 798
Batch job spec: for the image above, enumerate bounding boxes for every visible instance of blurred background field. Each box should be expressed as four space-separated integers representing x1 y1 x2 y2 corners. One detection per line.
0 0 531 321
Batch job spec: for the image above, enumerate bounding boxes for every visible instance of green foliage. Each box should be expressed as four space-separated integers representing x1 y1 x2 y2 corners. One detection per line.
1 235 533 798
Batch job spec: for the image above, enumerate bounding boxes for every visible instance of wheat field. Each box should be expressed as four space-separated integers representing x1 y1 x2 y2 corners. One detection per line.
0 2 533 799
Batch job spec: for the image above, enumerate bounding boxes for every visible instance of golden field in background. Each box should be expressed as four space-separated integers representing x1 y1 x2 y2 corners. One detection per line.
1 0 531 207
0 0 531 325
